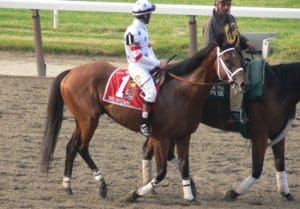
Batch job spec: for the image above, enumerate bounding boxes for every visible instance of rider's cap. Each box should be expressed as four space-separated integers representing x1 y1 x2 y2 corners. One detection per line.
132 0 156 16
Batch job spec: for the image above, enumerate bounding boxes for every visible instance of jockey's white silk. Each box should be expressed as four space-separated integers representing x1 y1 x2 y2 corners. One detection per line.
124 19 160 71
124 18 160 102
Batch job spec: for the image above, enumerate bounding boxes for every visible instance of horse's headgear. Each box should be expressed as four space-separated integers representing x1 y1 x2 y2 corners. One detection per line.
132 0 156 16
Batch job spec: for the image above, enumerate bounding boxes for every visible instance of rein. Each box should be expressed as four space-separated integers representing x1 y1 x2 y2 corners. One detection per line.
167 71 224 86
165 47 242 86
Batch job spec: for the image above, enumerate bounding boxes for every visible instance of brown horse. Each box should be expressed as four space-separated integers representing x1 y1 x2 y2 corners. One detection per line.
40 43 248 202
142 61 300 201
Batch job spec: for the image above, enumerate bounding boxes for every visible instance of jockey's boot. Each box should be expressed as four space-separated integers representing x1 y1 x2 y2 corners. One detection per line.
140 102 152 137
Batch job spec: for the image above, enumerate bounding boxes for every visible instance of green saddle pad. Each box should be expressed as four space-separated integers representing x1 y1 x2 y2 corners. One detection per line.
245 60 265 100
239 59 266 139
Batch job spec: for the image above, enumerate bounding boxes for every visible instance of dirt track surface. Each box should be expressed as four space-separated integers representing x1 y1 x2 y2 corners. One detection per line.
0 54 300 209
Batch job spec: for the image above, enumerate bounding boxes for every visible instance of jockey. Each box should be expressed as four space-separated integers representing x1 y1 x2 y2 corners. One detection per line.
124 0 167 136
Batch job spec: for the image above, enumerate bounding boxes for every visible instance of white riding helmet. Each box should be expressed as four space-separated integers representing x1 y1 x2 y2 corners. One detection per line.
132 0 156 16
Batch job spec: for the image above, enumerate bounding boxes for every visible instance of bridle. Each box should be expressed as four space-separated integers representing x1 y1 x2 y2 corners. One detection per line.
167 47 243 86
216 47 243 83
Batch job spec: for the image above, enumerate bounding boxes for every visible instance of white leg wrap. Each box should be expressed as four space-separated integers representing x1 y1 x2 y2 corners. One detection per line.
236 175 257 195
276 171 290 195
142 159 152 185
94 170 103 182
169 158 179 170
62 176 72 189
182 179 194 201
137 178 157 196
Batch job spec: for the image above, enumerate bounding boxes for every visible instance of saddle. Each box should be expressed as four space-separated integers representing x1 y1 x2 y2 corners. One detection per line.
103 68 165 110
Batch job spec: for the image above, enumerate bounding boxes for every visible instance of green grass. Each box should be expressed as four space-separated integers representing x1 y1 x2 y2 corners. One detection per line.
0 0 299 62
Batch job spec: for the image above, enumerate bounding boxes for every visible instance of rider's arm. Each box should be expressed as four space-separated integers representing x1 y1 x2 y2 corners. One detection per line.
126 32 160 68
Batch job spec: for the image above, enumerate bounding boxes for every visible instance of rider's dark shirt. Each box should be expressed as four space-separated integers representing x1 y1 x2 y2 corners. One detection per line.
203 9 248 53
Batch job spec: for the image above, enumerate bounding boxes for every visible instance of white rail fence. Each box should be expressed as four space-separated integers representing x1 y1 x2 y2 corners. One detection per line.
0 0 299 76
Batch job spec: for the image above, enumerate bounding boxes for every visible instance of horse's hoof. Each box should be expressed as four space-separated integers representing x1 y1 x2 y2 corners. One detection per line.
123 190 140 202
64 188 73 195
225 189 239 201
99 179 107 198
282 193 294 201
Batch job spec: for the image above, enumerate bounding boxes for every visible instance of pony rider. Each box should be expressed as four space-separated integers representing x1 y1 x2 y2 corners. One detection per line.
203 0 255 123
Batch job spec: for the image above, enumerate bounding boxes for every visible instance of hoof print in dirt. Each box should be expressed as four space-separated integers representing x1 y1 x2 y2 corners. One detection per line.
225 189 239 201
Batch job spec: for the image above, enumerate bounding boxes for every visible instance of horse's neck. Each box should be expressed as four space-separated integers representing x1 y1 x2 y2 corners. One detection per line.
188 54 218 87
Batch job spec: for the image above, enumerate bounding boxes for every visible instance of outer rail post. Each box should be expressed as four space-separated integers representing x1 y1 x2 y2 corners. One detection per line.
32 9 46 76
53 10 59 29
189 15 197 56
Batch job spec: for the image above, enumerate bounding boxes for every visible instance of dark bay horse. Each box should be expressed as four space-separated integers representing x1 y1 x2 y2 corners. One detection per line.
143 61 300 201
40 43 248 202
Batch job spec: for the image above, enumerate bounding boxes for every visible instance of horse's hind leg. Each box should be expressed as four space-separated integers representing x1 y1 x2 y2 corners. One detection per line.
77 116 107 198
271 138 294 201
63 123 80 195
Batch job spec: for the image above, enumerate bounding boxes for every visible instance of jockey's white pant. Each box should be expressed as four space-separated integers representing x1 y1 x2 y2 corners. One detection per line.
128 66 157 103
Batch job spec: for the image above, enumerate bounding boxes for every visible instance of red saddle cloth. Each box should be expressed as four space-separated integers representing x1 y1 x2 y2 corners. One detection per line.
103 68 160 110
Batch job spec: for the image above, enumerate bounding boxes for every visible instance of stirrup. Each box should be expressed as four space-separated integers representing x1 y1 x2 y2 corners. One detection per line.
140 124 151 137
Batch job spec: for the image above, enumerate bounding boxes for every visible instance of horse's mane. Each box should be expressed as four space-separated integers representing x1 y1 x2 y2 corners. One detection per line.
165 42 217 79
266 62 300 93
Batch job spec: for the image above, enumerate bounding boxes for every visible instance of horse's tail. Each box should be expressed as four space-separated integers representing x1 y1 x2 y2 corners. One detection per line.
40 70 70 173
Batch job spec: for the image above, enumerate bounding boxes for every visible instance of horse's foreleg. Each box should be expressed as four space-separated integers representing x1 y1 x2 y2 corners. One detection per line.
63 126 80 195
126 137 169 202
142 137 154 185
176 136 195 202
142 138 178 186
226 137 267 200
271 138 294 201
